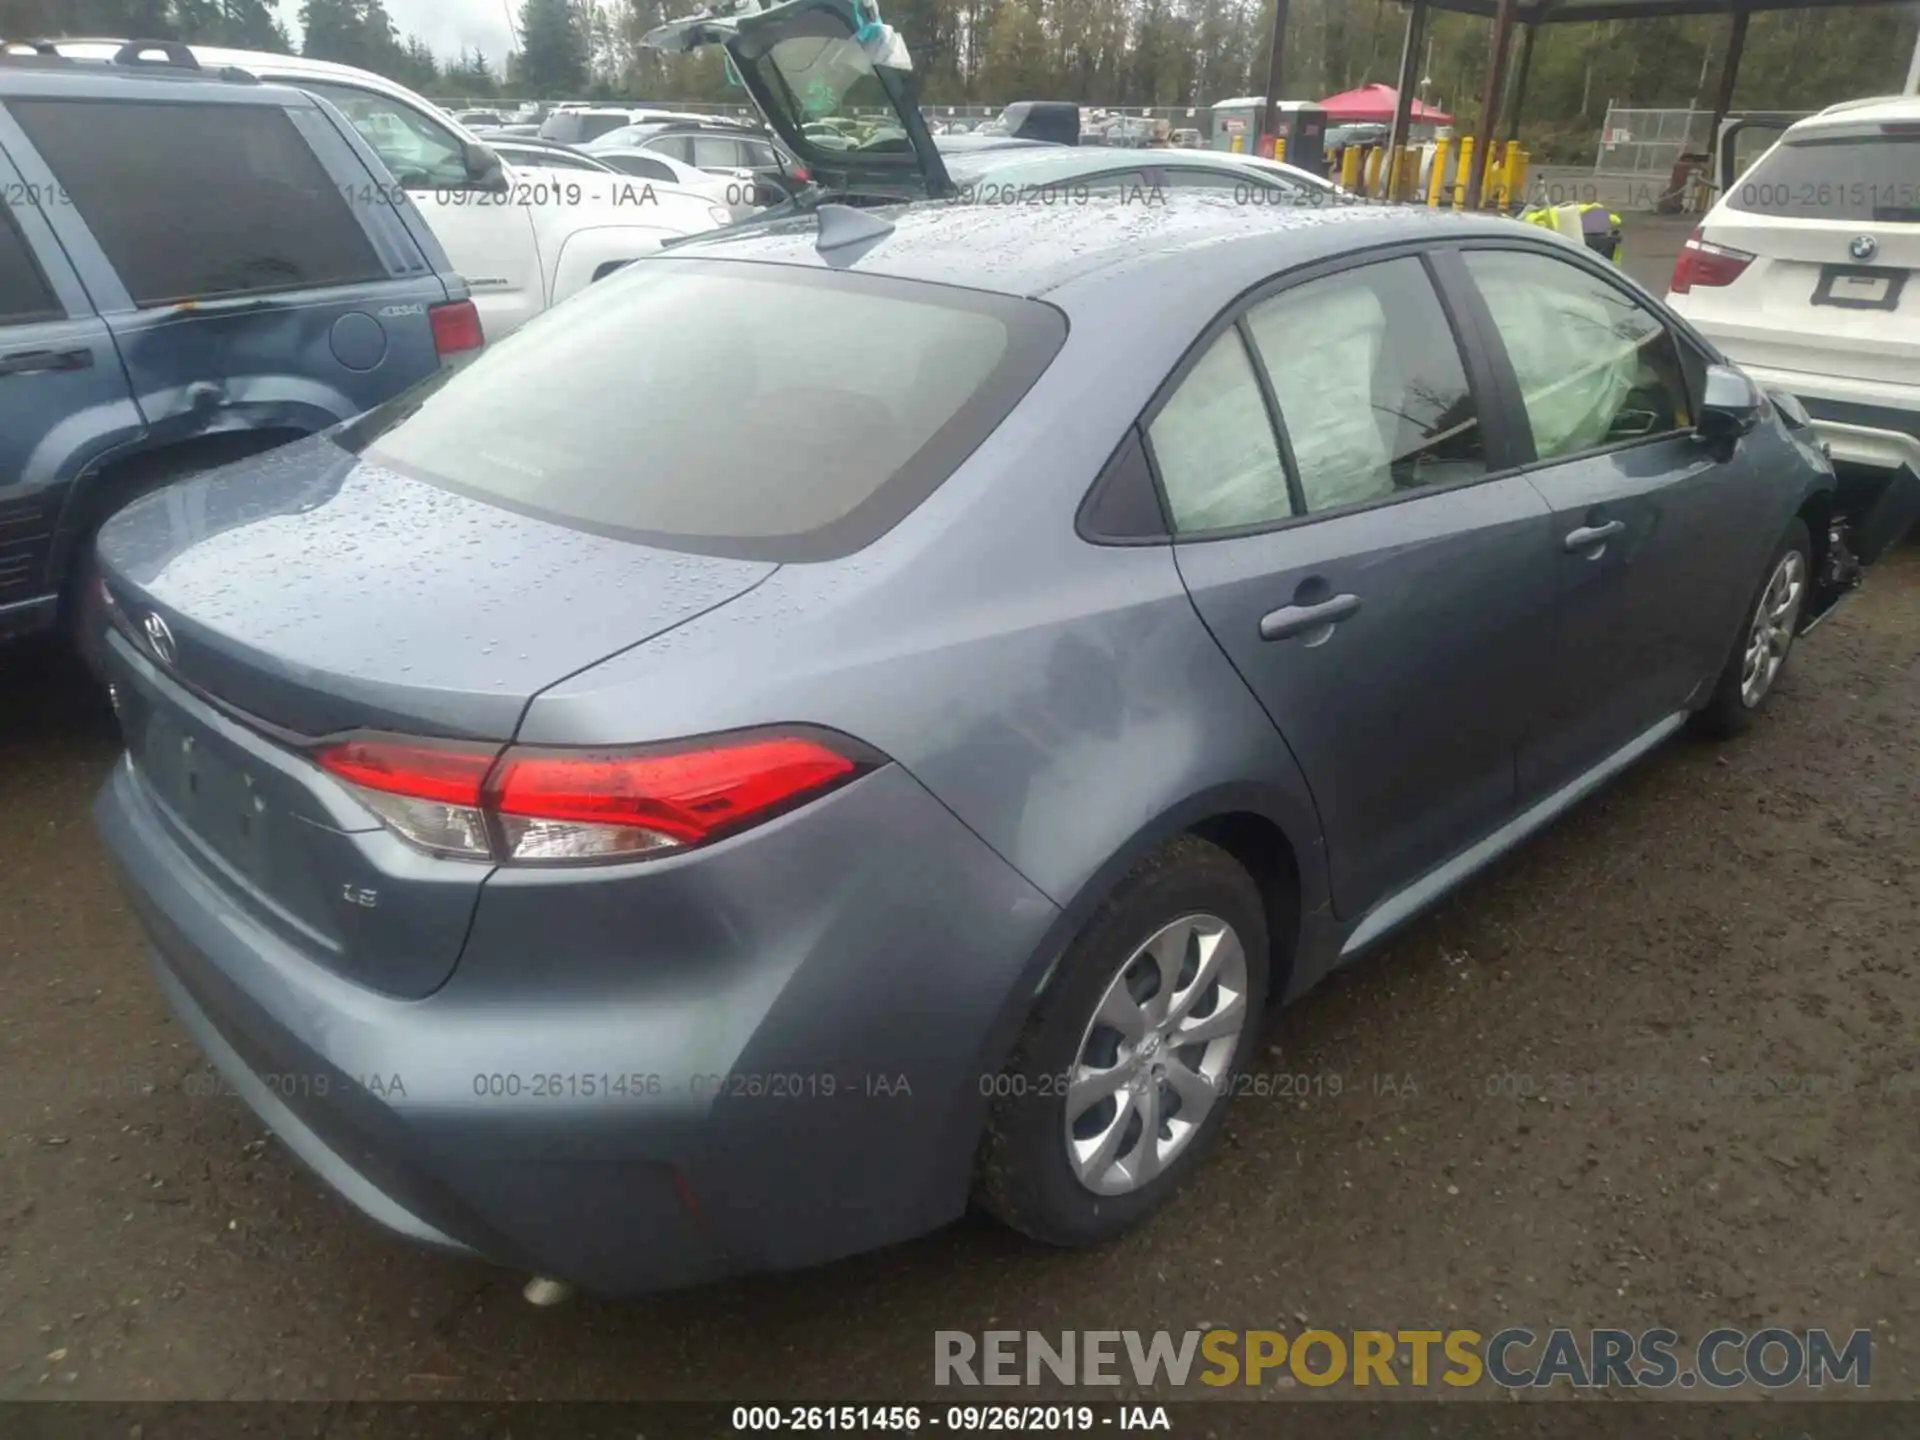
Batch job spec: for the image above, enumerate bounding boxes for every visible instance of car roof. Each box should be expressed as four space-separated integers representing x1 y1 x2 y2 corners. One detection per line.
671 194 1516 303
943 143 1335 190
1795 94 1920 134
0 48 323 107
18 38 482 134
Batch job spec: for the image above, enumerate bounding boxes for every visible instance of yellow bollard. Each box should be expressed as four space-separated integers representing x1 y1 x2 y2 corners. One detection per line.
1363 145 1383 196
1273 135 1286 164
1508 145 1530 208
1339 143 1362 191
1427 136 1451 207
1230 132 1244 154
1491 139 1519 210
1451 136 1475 210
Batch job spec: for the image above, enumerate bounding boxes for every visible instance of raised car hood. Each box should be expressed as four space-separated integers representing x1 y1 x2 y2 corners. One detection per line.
93 433 773 740
645 0 952 202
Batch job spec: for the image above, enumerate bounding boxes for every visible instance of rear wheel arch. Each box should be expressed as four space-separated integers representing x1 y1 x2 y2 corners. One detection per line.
1186 810 1303 1005
966 788 1320 1109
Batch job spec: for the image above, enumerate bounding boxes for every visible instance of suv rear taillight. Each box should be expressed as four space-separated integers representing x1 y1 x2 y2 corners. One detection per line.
316 730 875 865
430 299 484 357
1670 229 1756 294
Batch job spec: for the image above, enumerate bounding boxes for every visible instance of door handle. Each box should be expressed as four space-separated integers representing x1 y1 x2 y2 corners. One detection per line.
1260 593 1362 641
0 346 93 377
1564 519 1625 553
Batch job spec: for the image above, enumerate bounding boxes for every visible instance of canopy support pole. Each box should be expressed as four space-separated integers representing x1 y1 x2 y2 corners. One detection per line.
1261 0 1292 155
1465 0 1517 210
1387 0 1430 199
1504 20 1537 148
1706 6 1750 148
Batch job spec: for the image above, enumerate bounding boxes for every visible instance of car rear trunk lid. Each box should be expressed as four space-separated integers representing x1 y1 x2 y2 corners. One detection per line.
94 434 773 997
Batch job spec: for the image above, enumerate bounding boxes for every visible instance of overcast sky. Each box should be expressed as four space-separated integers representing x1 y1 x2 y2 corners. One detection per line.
286 0 520 67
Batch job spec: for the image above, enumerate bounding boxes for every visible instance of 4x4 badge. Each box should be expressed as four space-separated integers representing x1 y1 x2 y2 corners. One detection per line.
1849 235 1878 262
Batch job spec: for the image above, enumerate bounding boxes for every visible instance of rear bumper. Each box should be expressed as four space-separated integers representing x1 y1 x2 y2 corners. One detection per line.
1734 362 1920 475
96 749 1061 1293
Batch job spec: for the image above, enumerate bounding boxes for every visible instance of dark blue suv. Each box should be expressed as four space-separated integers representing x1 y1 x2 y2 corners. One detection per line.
0 40 480 649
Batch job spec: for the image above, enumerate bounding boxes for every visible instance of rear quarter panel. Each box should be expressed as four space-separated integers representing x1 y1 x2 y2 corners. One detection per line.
517 285 1336 989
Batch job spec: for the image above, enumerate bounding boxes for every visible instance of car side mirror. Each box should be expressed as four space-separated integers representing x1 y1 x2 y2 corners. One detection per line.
462 140 509 191
1696 363 1762 444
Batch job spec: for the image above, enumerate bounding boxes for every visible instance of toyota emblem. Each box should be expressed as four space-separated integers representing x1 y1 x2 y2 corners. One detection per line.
1849 234 1878 262
141 611 177 667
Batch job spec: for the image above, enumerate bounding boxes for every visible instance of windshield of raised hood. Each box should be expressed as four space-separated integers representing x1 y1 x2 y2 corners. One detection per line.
751 25 909 156
338 261 1065 561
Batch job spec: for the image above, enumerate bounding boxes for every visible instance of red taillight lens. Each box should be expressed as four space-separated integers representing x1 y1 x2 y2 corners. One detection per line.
316 730 871 865
1670 228 1755 294
429 298 484 357
789 163 811 184
496 739 857 845
317 737 500 858
319 738 494 805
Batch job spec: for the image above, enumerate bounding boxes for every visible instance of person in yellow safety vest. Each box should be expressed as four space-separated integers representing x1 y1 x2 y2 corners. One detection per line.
1517 201 1623 264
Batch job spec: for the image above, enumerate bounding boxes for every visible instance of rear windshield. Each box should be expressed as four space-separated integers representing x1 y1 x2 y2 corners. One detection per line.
1728 132 1920 221
340 259 1065 561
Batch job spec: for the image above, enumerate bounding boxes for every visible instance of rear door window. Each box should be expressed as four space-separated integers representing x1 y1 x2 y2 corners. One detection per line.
649 135 695 163
1148 329 1292 533
340 260 1066 561
297 81 469 189
10 98 385 306
1727 131 1920 221
1246 256 1487 511
575 113 633 142
692 136 744 168
0 205 60 323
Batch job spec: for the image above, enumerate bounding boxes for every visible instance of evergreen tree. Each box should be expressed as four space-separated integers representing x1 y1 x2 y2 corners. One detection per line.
517 0 587 96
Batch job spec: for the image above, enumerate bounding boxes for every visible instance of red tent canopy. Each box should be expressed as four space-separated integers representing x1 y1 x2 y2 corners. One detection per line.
1318 83 1452 126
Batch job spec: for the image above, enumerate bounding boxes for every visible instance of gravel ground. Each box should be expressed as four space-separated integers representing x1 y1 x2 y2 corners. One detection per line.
3 216 1914 1404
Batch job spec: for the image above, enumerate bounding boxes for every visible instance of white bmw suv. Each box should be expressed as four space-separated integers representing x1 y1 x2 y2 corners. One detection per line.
47 40 734 340
1667 96 1920 481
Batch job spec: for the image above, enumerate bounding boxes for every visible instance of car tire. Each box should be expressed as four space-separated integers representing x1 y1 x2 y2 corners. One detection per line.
1691 517 1812 740
975 835 1268 1247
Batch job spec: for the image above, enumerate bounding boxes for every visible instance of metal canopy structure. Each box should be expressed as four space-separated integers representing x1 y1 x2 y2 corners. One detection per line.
1369 0 1919 208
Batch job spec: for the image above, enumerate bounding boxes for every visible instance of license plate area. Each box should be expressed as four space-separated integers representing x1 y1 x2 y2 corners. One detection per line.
1810 264 1907 311
133 693 276 879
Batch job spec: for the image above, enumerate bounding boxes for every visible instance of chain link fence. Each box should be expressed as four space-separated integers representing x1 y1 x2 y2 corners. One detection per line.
1592 104 1713 179
448 98 1224 136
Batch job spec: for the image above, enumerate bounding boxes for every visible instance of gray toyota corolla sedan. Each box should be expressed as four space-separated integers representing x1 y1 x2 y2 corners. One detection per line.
90 174 1915 1290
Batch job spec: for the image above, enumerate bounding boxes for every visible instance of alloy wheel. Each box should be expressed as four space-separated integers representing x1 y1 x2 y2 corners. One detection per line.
1740 549 1806 708
1064 914 1249 1196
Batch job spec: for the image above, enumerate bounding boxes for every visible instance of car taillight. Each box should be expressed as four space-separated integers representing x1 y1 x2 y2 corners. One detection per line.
315 730 873 865
429 298 484 357
1670 229 1755 294
790 163 811 184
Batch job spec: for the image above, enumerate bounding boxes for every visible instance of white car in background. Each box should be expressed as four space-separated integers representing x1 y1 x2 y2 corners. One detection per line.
48 41 731 339
1667 96 1920 481
481 137 754 215
539 104 742 144
587 147 762 218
